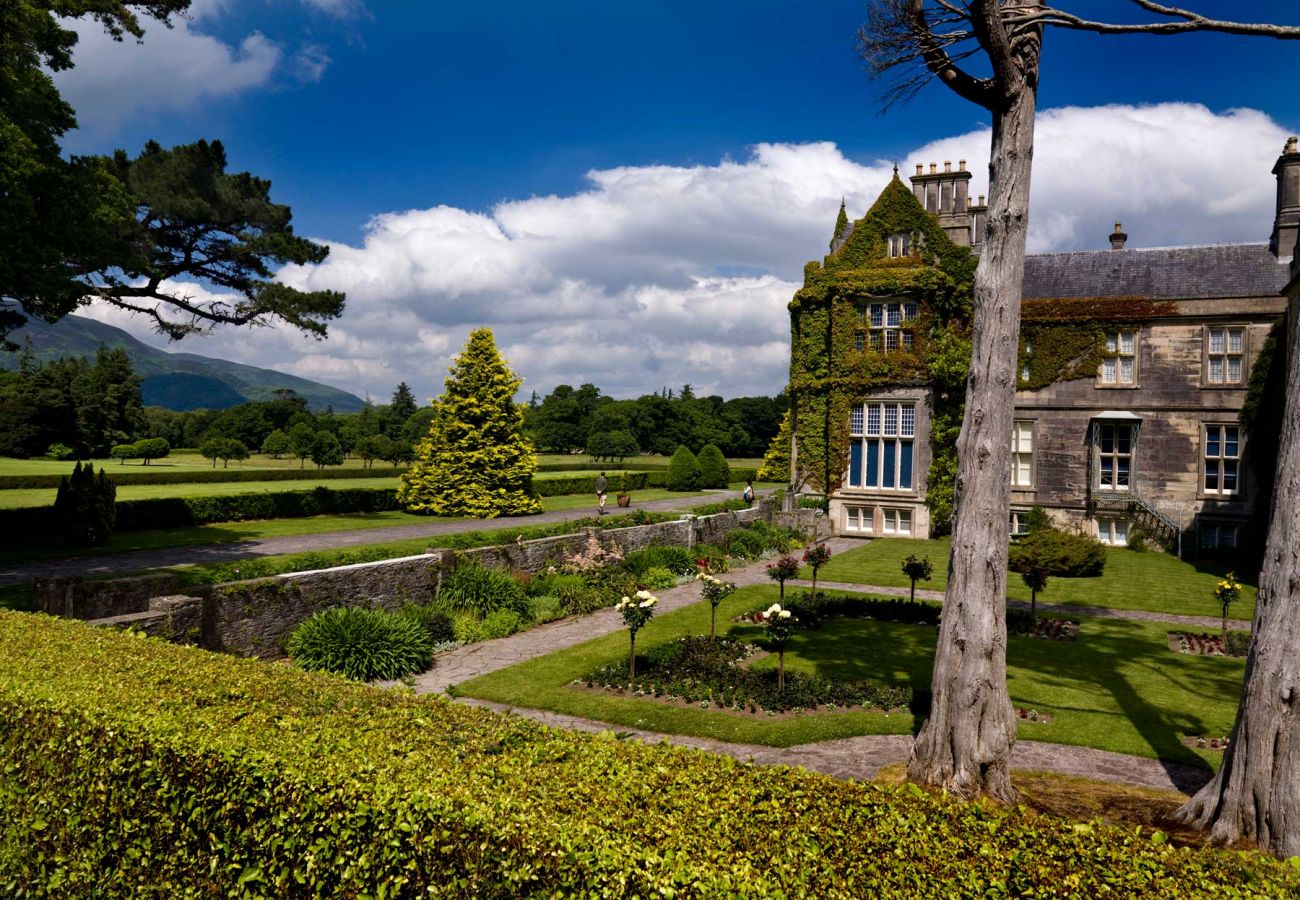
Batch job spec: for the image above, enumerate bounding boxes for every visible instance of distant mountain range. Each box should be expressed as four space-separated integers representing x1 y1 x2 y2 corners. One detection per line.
1 311 364 412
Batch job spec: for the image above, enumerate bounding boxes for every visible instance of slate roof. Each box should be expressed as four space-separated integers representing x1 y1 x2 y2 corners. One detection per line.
1022 243 1291 300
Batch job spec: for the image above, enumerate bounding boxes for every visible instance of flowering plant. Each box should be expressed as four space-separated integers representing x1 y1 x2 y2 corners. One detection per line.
697 573 737 638
614 589 658 679
802 543 832 597
1215 572 1242 640
759 603 797 690
765 555 800 602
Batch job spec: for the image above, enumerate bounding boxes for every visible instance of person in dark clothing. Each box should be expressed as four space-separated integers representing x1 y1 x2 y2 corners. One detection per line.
743 479 755 507
595 472 608 515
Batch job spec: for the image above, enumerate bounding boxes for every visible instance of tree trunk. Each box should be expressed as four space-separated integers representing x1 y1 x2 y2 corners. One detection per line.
907 85 1037 804
628 632 636 682
710 604 717 640
778 649 785 691
1175 296 1300 856
779 580 785 603
910 579 917 603
1031 588 1037 621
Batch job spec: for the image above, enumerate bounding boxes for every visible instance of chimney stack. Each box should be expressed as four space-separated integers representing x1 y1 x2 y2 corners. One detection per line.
910 160 977 247
1110 222 1128 251
1272 136 1300 259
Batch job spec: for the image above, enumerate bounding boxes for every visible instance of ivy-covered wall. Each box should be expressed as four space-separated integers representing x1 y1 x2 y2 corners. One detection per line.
1017 297 1177 391
789 177 976 530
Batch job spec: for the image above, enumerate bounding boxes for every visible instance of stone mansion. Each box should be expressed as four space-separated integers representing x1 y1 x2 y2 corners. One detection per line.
788 140 1300 554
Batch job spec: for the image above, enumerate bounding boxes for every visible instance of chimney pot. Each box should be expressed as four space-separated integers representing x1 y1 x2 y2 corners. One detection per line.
929 162 937 174
959 159 967 171
915 164 923 175
944 160 952 172
978 194 985 206
1110 222 1128 251
1287 136 1299 156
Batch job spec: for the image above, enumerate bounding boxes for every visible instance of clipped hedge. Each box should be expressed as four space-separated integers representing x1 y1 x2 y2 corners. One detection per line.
0 465 407 490
1 612 1296 897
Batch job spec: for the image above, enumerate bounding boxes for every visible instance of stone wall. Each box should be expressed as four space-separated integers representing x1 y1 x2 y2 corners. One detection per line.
71 504 794 660
34 574 181 620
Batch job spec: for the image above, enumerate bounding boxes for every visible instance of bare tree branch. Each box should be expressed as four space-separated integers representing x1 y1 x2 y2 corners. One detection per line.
1010 2 1300 38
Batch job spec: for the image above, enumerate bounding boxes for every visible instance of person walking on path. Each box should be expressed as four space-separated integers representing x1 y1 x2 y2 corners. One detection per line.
742 479 755 507
595 472 608 515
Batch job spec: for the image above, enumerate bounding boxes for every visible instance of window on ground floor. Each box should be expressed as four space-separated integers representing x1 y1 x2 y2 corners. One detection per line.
1200 521 1239 551
1096 517 1128 546
1097 423 1134 491
847 401 916 491
844 505 873 534
881 508 913 536
1010 509 1030 537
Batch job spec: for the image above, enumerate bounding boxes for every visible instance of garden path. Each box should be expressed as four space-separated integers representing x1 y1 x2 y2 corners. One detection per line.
0 490 739 587
416 536 1220 794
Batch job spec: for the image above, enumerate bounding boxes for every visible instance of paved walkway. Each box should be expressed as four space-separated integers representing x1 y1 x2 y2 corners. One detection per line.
415 539 1216 795
0 491 740 587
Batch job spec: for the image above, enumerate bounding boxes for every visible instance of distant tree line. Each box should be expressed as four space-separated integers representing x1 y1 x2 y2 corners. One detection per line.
525 383 787 459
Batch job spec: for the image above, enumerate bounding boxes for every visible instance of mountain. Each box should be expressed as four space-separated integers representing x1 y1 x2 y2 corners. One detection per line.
1 311 365 412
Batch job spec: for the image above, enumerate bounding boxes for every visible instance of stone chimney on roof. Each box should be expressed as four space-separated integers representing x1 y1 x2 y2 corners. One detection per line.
1270 136 1300 259
1110 222 1128 251
910 159 975 247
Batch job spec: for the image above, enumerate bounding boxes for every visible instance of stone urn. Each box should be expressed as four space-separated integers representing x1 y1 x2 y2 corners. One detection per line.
616 493 631 507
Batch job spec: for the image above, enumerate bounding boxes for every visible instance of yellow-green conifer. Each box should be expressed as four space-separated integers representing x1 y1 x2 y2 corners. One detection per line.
756 410 792 483
398 328 543 517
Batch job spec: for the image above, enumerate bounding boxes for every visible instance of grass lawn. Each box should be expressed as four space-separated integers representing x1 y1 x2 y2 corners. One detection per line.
0 476 404 509
812 538 1257 622
0 453 387 475
456 584 1241 769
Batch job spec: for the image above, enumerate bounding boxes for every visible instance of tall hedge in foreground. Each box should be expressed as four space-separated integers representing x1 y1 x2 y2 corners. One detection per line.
665 444 701 491
697 443 730 488
1 611 1297 897
399 328 543 518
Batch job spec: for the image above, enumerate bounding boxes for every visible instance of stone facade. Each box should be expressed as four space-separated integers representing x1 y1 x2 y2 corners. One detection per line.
800 139 1300 556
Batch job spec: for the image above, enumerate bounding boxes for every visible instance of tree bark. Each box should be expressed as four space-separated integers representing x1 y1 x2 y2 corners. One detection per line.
1175 296 1300 856
628 632 636 682
907 83 1037 804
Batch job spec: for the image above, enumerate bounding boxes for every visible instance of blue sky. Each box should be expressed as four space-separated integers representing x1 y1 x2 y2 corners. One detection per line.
56 1 1300 400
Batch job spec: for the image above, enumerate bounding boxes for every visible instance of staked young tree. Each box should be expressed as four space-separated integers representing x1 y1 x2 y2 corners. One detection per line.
2 3 345 346
398 328 543 517
861 1 1300 809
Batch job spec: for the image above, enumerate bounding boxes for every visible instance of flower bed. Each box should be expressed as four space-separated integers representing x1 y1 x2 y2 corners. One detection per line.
576 635 911 715
1182 734 1232 752
1012 616 1079 641
1171 631 1249 657
1015 706 1054 724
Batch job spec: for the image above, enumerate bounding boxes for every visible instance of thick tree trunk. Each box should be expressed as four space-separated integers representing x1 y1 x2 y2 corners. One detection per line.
1175 297 1300 857
907 85 1037 804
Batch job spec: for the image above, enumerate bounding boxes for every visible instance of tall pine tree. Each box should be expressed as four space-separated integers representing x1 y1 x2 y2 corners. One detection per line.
399 329 542 517
387 381 418 439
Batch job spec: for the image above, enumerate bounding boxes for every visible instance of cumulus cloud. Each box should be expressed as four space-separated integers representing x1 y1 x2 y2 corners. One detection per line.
84 102 1297 404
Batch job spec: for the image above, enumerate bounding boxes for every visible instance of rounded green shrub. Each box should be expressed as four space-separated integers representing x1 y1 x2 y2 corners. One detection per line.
482 609 525 639
623 545 698 576
528 594 564 624
399 603 456 644
1008 527 1107 577
665 445 702 491
286 607 432 681
642 566 678 590
696 444 730 488
438 563 530 618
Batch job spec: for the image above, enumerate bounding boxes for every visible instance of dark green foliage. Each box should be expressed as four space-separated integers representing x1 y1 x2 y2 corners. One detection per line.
1225 630 1251 657
438 562 530 618
586 430 639 462
132 437 169 464
1024 506 1052 534
526 572 607 617
286 607 432 681
901 554 933 601
528 594 565 624
642 567 678 590
386 382 419 440
1239 319 1287 569
746 591 942 629
310 431 343 468
4 611 1299 897
583 636 911 713
53 462 115 546
622 545 700 577
261 429 290 458
1009 528 1107 578
723 522 798 559
665 445 701 491
696 443 730 488
399 603 456 645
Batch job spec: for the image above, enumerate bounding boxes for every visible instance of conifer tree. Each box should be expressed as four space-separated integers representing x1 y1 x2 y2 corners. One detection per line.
756 410 793 483
54 462 115 546
665 445 702 491
399 328 542 517
697 443 730 488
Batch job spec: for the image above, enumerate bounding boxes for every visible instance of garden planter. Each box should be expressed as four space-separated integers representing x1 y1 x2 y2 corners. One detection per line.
617 493 631 507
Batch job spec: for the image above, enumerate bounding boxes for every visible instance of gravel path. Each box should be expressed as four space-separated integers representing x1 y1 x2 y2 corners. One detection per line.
0 491 740 586
416 538 1216 795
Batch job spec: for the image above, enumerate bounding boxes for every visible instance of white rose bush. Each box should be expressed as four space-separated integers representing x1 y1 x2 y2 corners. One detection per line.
696 573 737 639
760 603 797 690
614 590 658 680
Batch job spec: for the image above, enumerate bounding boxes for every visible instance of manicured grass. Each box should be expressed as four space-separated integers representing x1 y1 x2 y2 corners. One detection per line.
456 584 1241 769
813 538 1257 622
0 475 404 508
0 453 387 475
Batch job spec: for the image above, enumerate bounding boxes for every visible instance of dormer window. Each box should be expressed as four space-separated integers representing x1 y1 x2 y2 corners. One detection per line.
888 233 911 258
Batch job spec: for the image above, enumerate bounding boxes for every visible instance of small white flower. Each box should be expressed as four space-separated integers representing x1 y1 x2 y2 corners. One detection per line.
778 610 792 619
635 589 653 600
639 599 654 608
764 603 782 617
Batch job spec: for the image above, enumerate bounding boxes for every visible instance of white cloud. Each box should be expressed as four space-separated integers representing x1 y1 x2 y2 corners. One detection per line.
84 103 1297 405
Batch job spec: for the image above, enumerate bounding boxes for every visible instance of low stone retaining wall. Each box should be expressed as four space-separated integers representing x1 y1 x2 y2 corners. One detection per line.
57 502 826 660
34 573 181 620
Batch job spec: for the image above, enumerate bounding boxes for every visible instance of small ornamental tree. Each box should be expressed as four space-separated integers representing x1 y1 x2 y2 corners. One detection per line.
756 409 792 483
110 443 137 465
766 555 800 603
134 437 170 465
1215 573 1243 642
261 429 289 459
665 445 702 491
803 543 832 598
697 444 730 489
614 590 658 680
697 573 736 639
399 328 543 517
311 432 344 470
760 603 797 690
288 422 316 469
54 462 115 547
199 437 226 468
224 439 250 468
901 554 933 603
1021 567 1049 622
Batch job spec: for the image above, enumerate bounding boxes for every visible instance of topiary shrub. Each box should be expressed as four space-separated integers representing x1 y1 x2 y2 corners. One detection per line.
53 462 115 547
286 607 432 681
665 445 702 491
1008 527 1106 578
399 603 456 645
438 563 530 618
697 444 730 489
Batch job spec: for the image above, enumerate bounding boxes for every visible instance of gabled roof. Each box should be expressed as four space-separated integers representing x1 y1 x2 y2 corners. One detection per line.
1022 244 1291 300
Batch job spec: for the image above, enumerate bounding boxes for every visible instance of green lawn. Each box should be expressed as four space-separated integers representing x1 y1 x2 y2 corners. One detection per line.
0 452 387 475
0 475 404 509
456 584 1241 769
812 538 1257 622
